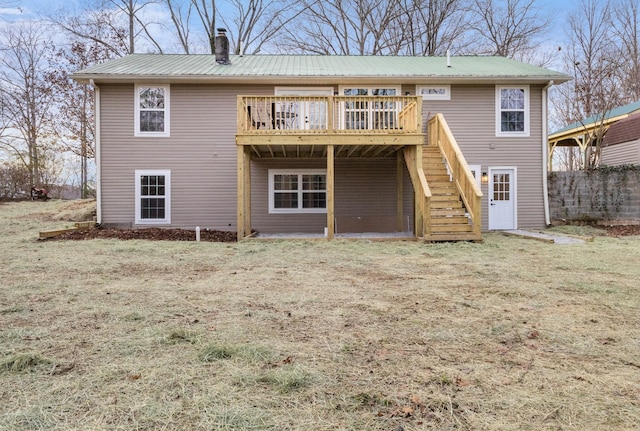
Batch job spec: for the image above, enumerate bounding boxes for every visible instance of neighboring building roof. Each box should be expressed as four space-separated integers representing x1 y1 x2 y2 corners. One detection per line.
602 113 640 147
72 54 571 85
549 100 640 138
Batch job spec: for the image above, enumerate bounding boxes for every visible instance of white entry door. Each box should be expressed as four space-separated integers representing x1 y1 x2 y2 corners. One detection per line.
488 168 517 230
275 87 333 130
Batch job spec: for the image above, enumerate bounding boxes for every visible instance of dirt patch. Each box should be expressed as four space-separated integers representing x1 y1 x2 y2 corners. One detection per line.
603 225 640 237
49 227 236 242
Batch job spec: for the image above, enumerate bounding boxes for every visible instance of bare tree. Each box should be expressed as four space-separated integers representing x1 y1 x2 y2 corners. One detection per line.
53 9 133 57
0 24 59 191
553 0 620 169
279 0 406 55
49 38 116 198
165 0 194 53
192 0 216 54
468 0 550 58
106 0 165 53
52 0 164 55
564 0 619 118
396 0 471 56
220 0 307 55
611 0 640 102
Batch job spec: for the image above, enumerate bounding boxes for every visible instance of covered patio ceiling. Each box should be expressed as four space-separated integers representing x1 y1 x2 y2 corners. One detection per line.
246 143 408 158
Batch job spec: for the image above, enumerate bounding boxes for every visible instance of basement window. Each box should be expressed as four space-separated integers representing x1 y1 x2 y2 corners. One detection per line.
268 169 327 214
135 169 171 224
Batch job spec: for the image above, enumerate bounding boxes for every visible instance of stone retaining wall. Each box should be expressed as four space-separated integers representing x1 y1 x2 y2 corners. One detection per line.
548 167 640 223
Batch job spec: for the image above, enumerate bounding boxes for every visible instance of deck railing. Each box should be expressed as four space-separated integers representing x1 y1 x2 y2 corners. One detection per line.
428 113 483 236
238 95 422 135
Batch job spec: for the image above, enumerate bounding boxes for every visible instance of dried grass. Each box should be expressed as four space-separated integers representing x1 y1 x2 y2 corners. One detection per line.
0 200 639 430
1 353 52 373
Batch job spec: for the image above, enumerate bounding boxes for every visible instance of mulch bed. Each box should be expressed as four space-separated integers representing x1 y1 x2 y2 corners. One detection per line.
46 225 640 242
50 227 237 242
603 225 640 237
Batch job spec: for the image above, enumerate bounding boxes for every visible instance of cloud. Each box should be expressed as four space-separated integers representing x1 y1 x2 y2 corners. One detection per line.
0 7 23 15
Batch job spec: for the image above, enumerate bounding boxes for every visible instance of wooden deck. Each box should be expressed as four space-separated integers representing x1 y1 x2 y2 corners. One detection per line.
235 96 482 242
236 95 425 157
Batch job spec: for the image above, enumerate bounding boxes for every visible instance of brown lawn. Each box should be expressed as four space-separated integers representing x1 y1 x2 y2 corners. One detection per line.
1 200 639 430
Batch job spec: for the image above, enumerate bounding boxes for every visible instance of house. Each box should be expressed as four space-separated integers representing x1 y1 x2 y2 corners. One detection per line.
601 112 640 166
548 100 640 170
72 34 570 241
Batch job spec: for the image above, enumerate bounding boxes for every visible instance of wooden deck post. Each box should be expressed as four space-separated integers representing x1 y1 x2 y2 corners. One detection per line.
397 151 404 232
237 145 251 240
326 144 335 240
243 147 252 236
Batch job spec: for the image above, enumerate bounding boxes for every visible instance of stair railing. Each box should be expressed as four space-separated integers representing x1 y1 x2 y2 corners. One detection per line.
403 146 432 237
428 113 483 236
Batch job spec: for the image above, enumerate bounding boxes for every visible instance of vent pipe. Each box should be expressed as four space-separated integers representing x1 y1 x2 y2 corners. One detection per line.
215 28 230 65
447 50 451 67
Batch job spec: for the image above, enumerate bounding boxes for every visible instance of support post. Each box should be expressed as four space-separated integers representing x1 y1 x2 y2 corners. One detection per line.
397 151 404 232
243 146 251 236
326 144 335 240
237 145 251 240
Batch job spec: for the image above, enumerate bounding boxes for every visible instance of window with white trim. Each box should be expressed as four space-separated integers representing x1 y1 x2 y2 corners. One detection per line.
417 85 451 100
468 164 481 187
135 169 171 224
135 85 170 136
496 86 529 136
268 169 327 214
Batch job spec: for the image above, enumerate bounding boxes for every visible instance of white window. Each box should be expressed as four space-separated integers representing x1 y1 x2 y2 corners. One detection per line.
417 85 451 100
135 85 170 136
268 169 327 214
468 164 482 187
339 86 401 130
496 86 529 137
135 169 171 224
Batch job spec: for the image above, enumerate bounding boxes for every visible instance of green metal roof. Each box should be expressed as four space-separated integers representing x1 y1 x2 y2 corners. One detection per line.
550 100 640 136
73 54 571 85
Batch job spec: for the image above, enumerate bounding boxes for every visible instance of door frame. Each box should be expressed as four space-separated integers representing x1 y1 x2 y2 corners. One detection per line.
488 166 517 230
274 87 334 130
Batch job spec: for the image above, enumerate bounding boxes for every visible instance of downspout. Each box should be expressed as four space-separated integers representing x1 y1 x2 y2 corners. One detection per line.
91 79 102 225
542 80 554 226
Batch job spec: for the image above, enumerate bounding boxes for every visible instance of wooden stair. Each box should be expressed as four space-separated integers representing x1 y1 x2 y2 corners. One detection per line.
422 146 482 242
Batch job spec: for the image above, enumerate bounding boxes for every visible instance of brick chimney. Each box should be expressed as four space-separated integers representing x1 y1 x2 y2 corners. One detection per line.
215 28 230 65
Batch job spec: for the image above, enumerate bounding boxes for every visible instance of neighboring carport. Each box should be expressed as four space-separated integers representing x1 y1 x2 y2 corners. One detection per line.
548 100 640 170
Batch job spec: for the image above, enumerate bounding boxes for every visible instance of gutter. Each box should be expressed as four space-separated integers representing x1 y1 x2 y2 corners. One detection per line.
542 80 554 226
91 79 102 225
72 74 570 87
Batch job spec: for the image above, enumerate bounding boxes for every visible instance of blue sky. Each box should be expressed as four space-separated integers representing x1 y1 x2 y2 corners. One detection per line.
1 0 82 21
3 0 580 52
6 0 580 26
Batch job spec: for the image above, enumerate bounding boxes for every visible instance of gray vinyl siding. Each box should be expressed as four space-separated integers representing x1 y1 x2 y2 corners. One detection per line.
250 158 414 234
602 140 640 166
100 83 413 231
99 81 547 232
100 83 268 230
423 84 547 229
